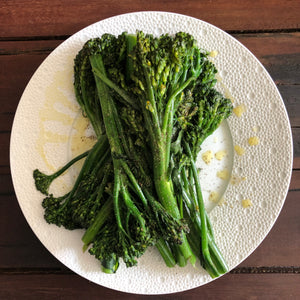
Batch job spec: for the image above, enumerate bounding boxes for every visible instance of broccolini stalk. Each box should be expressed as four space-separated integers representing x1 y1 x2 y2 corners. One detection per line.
33 150 89 195
90 53 155 269
82 197 113 251
40 135 111 229
74 44 104 138
155 239 176 268
181 182 228 276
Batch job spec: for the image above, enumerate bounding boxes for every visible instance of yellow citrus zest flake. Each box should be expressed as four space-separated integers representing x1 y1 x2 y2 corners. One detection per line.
209 191 219 203
218 197 227 206
202 150 213 164
248 136 260 146
209 50 218 58
234 145 245 156
242 199 252 208
231 175 247 185
215 150 227 161
217 169 229 180
233 104 246 117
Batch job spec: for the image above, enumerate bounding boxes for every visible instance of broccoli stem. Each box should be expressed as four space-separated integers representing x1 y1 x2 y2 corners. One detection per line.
155 239 176 268
58 135 109 212
174 245 188 267
180 163 228 276
101 254 119 274
82 198 113 251
33 150 89 195
125 34 137 82
129 37 198 266
121 184 147 233
92 68 138 109
90 53 133 237
183 142 209 258
119 160 148 207
150 124 196 265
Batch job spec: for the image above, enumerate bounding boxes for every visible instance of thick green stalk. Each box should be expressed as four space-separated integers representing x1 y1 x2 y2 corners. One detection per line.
153 158 196 265
183 142 209 257
125 34 137 82
81 198 113 251
155 239 176 268
92 68 138 110
121 184 147 233
174 245 187 267
180 155 228 275
119 160 148 207
90 54 127 234
133 43 197 265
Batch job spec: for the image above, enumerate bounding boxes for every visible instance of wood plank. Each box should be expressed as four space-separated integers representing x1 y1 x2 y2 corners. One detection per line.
0 273 299 299
0 132 10 166
293 128 300 162
0 40 62 55
0 41 60 121
0 191 298 268
289 170 300 191
0 41 60 135
294 157 300 170
277 85 300 126
233 32 300 85
0 173 13 194
1 0 300 38
233 32 300 57
0 194 66 269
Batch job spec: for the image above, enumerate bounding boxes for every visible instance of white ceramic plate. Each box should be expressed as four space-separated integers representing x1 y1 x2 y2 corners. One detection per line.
10 12 293 294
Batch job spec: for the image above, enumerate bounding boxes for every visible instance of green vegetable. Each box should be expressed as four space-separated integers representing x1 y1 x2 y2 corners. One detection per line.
33 31 232 277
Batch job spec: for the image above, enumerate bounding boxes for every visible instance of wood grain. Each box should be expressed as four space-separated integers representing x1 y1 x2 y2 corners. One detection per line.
294 157 300 170
233 32 300 86
0 194 65 269
0 0 299 38
289 170 300 191
0 272 299 299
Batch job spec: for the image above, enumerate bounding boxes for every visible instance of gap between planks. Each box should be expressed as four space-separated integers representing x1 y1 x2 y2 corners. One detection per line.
0 266 299 275
0 28 299 42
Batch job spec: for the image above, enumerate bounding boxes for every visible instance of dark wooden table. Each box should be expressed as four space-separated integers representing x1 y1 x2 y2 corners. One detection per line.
1 1 299 299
